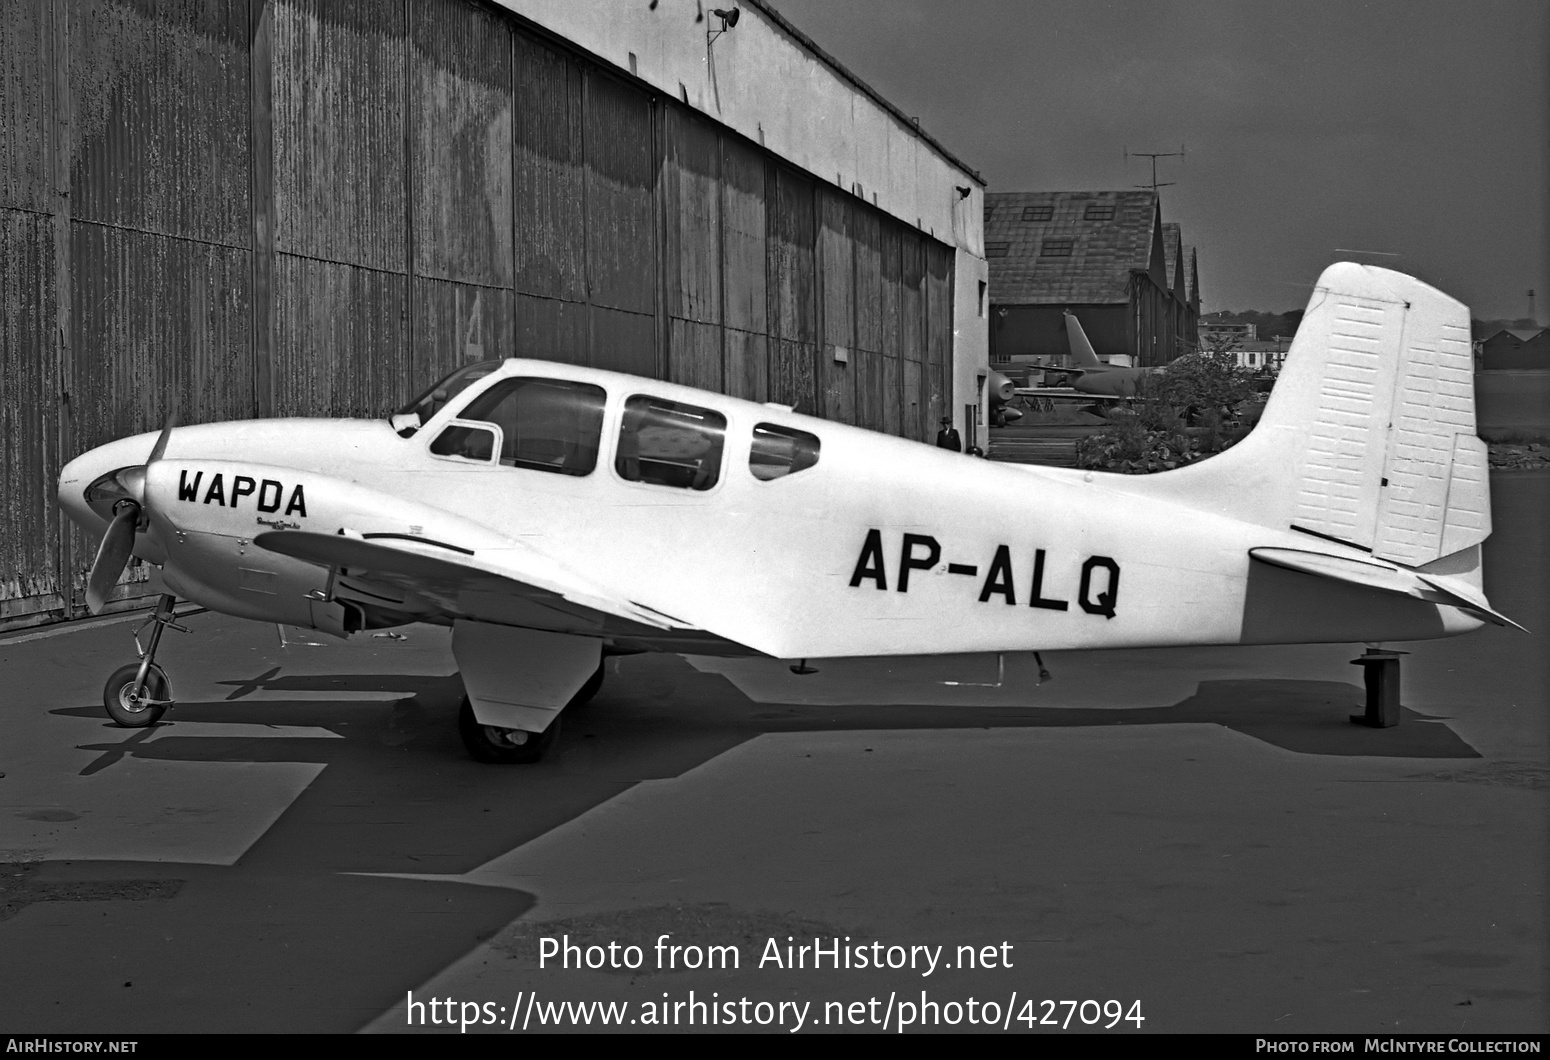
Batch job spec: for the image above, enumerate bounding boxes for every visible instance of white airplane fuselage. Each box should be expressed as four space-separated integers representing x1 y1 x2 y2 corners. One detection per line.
58 358 1481 664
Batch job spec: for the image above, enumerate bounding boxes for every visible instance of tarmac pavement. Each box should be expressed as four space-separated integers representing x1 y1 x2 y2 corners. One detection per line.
0 473 1544 1034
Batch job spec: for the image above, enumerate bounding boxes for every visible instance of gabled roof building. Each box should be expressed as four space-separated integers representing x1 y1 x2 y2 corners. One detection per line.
984 190 1183 368
1480 328 1548 371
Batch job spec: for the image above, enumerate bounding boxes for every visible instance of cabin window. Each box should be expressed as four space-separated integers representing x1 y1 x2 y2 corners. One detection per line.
1040 238 1074 257
1022 204 1052 222
616 395 726 491
749 424 820 481
429 421 498 463
458 377 606 476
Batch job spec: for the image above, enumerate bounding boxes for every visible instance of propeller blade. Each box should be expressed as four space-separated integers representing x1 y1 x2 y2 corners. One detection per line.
85 504 139 614
146 414 178 464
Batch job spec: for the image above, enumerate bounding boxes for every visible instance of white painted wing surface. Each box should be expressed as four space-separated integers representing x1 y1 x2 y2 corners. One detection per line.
255 529 698 635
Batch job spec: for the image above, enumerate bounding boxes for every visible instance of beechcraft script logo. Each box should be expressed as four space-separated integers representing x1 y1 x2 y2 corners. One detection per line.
177 470 308 517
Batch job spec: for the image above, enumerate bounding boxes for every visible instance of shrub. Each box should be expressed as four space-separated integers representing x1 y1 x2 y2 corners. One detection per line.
1075 350 1258 474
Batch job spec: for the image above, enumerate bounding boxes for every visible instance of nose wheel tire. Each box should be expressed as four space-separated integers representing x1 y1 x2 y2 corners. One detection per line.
457 696 559 764
103 663 170 727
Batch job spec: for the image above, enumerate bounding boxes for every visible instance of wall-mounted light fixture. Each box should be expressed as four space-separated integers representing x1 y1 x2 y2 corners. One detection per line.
708 7 740 47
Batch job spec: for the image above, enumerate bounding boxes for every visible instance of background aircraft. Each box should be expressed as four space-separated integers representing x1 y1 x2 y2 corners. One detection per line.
57 264 1515 763
1021 309 1163 400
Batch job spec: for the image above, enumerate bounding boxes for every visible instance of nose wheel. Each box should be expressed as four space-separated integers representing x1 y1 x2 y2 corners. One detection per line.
103 662 170 727
101 593 183 727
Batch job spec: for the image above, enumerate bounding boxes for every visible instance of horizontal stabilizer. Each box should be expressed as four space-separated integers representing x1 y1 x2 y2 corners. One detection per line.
1248 547 1524 630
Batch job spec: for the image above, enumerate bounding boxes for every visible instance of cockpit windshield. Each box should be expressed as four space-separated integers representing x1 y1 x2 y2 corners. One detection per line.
393 360 504 433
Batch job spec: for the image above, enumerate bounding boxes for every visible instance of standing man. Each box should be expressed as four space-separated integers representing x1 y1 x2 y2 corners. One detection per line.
935 416 961 451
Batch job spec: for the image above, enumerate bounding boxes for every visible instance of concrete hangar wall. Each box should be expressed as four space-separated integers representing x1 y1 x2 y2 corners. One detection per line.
0 0 988 630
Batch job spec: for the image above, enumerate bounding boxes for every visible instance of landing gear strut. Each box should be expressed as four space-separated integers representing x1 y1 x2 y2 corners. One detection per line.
101 593 182 727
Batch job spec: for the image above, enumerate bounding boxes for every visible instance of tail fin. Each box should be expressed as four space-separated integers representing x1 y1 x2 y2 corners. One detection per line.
1133 263 1490 571
1063 309 1106 370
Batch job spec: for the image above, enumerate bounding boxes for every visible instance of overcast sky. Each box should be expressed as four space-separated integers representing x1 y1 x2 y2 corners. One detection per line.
770 0 1548 321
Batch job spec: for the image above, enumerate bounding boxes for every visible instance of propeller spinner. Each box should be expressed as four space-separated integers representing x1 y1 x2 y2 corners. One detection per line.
81 417 176 613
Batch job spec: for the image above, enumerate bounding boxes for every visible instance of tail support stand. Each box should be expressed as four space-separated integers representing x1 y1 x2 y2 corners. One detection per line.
1349 648 1407 728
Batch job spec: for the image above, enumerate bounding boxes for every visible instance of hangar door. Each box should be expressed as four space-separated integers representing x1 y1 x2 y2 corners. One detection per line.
0 0 958 629
661 105 953 440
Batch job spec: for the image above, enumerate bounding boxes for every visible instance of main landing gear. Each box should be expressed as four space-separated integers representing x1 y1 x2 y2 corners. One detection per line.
101 593 188 727
457 659 606 764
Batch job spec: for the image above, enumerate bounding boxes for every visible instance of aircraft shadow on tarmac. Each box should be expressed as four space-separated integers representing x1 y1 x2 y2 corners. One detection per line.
56 656 1481 775
23 658 1479 1032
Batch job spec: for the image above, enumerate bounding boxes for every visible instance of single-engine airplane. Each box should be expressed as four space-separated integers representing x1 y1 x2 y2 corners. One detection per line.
57 264 1519 763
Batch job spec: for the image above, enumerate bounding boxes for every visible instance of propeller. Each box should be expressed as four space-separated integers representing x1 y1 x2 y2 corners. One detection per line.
82 416 176 613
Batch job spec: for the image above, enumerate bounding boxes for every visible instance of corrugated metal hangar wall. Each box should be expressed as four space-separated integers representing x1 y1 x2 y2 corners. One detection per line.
0 0 962 629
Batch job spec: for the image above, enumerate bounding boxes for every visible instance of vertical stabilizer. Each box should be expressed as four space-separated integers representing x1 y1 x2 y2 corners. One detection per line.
1063 309 1106 370
1126 263 1490 570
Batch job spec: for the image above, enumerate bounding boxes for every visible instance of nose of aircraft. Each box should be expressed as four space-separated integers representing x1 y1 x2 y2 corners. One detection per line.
57 432 165 535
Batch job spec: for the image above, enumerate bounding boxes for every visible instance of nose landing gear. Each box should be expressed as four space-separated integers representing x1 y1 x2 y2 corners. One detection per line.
100 593 187 727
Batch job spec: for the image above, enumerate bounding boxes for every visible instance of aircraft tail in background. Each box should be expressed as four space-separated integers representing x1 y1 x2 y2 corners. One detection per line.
1062 309 1106 370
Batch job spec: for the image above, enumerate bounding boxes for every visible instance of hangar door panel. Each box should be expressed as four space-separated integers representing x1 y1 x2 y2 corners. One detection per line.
272 255 406 419
584 71 655 318
415 276 516 381
721 138 767 335
818 188 856 424
591 306 657 378
270 0 406 272
926 241 954 430
769 165 817 413
853 208 883 357
664 107 721 325
515 292 588 364
665 108 722 392
70 0 250 247
899 234 927 440
70 224 254 605
512 32 585 306
721 135 768 401
0 0 50 215
409 0 514 290
879 224 902 364
0 211 61 616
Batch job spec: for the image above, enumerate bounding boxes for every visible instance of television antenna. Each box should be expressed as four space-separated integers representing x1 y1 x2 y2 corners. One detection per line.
1124 144 1185 193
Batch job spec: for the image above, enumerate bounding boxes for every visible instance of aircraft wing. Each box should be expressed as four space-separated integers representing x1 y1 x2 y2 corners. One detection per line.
1014 387 1124 402
255 529 699 638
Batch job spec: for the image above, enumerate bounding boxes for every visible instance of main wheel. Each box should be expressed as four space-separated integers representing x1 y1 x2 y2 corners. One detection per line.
103 663 170 727
457 696 560 764
570 662 605 706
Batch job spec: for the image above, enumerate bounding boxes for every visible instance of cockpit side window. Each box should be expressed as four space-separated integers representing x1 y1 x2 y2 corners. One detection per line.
457 377 606 476
395 360 503 431
429 421 498 463
616 395 726 491
749 423 820 480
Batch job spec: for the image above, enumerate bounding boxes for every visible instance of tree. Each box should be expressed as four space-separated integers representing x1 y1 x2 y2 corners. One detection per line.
1075 344 1258 474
